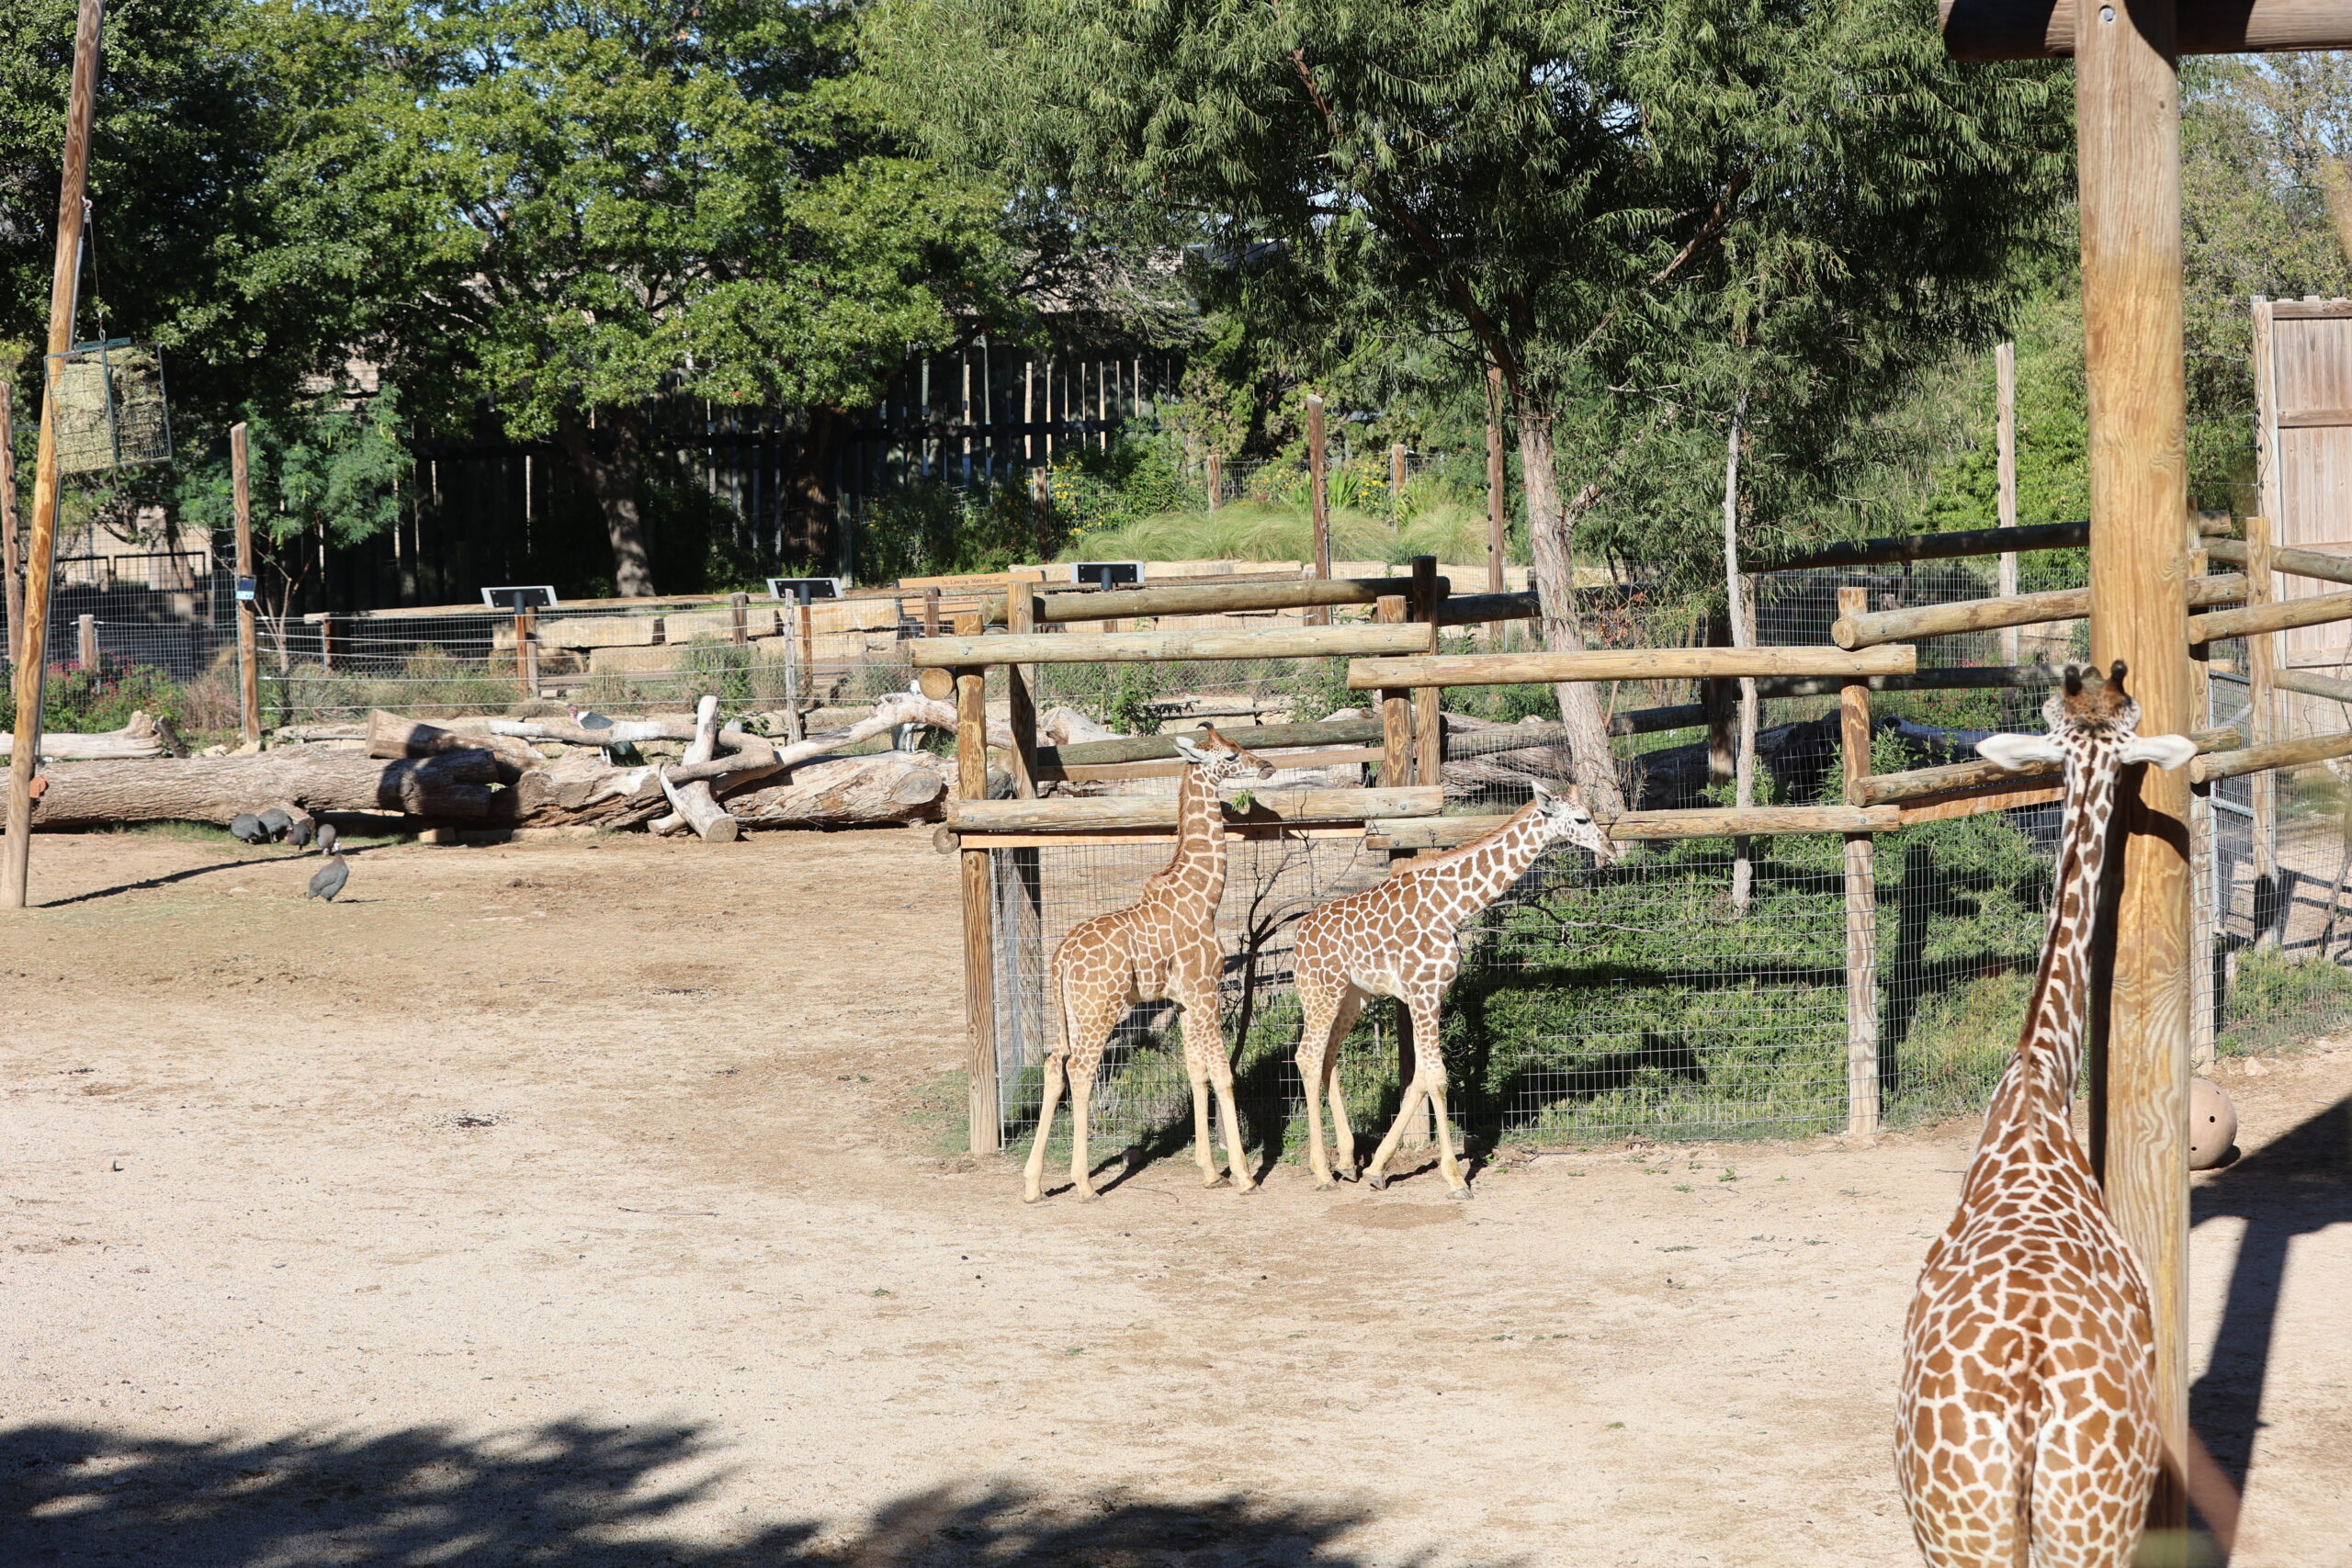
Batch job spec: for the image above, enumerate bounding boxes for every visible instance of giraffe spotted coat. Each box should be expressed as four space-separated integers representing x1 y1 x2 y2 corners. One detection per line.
1897 663 2198 1567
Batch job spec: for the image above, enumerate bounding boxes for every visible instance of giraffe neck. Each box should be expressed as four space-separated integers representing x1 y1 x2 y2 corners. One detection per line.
2002 743 2120 1118
1165 762 1229 904
1424 803 1551 913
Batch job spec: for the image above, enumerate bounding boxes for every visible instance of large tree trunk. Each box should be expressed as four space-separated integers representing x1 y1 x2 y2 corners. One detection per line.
1517 412 1630 819
557 404 657 596
28 750 501 828
782 405 844 571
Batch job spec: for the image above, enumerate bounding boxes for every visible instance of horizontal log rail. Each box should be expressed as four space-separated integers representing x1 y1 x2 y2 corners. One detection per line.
2188 588 2352 644
1758 519 2088 573
944 784 1443 833
911 623 1432 667
2205 536 2352 589
1039 716 1385 768
978 575 1449 626
1435 591 1540 626
2275 667 2352 705
1345 645 1915 690
1366 804 1902 850
2192 728 2352 784
1849 726 2240 807
1756 665 2070 698
1041 746 1382 783
1940 0 2352 61
1833 574 2245 649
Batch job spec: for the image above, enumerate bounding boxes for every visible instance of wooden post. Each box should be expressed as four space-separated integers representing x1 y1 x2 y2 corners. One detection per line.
232 423 260 746
1410 555 1442 785
4 0 102 910
729 590 749 646
956 665 1001 1154
922 586 941 637
514 609 537 695
1704 611 1735 786
2078 0 2193 1529
74 613 95 671
1375 594 1411 788
1996 341 2020 664
1839 587 1881 1136
0 382 20 650
797 600 815 699
1389 442 1408 509
320 613 343 671
1006 581 1038 798
1486 367 1509 600
1030 466 1050 556
1205 450 1221 512
2188 535 2217 1069
2245 513 2278 949
1306 394 1330 617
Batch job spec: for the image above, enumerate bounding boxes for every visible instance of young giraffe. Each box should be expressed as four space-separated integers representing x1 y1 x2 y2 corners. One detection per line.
1023 725 1274 1203
1289 782 1618 1197
1897 662 2199 1567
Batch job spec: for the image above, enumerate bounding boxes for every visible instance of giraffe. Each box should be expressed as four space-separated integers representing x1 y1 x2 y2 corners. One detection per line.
1023 725 1275 1203
1288 782 1619 1197
1897 661 2199 1568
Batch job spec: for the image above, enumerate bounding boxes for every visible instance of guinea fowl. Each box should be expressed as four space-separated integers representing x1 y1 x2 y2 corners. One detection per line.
315 823 337 856
229 813 266 845
257 807 292 842
284 818 313 849
306 841 348 902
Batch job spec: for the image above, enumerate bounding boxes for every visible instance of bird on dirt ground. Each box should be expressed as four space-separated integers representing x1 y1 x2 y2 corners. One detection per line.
284 818 313 850
257 807 292 842
306 841 348 902
229 813 266 845
315 822 337 856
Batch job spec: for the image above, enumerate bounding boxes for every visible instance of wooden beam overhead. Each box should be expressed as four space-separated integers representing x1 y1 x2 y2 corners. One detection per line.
1941 0 2352 58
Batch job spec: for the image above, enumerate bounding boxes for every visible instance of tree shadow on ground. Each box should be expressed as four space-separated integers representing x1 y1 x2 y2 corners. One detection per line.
2188 1089 2351 1560
2 1418 1396 1567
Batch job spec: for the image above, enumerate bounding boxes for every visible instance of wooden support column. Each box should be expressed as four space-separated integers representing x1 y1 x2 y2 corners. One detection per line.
319 614 343 672
1205 451 1221 512
514 610 537 695
0 382 20 650
729 590 749 646
232 423 260 746
75 614 95 671
1839 587 1881 1136
922 587 941 637
2077 0 2193 1529
1389 443 1408 508
1375 594 1411 788
1996 341 2021 664
2188 535 2217 1068
1410 556 1442 785
2245 513 2278 948
1006 582 1038 798
1486 367 1509 644
956 665 1001 1154
3 0 100 909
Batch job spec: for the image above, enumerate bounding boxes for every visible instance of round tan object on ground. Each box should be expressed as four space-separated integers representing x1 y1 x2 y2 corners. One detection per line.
2189 1075 2240 1170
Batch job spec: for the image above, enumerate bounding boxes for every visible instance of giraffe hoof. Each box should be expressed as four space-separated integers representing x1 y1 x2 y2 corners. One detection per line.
1312 1175 1335 1191
1366 1171 1388 1191
1076 1189 1101 1204
1446 1184 1473 1201
1232 1179 1259 1195
1200 1172 1225 1189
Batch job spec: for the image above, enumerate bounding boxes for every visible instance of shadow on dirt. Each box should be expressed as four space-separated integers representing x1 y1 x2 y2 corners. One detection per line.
2 1417 1399 1567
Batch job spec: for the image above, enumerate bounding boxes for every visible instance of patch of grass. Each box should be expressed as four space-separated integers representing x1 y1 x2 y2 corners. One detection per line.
2219 947 2352 1057
905 1071 972 1158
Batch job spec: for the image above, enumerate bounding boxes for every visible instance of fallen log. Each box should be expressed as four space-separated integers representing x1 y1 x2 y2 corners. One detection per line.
28 750 501 828
0 710 181 761
368 710 547 776
723 754 948 826
651 695 739 840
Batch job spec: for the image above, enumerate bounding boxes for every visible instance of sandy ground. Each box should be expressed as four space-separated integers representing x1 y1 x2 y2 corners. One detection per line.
2 828 2345 1567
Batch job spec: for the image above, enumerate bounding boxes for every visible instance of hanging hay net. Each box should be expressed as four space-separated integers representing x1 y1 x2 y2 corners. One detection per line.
47 340 173 474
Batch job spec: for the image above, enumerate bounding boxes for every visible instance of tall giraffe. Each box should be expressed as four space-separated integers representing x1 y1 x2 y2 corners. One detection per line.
1023 725 1274 1203
1288 782 1618 1197
1897 661 2199 1567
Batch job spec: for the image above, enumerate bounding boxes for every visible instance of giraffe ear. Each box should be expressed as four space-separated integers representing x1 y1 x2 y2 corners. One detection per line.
2120 734 2199 771
1977 734 2064 771
1171 737 1209 764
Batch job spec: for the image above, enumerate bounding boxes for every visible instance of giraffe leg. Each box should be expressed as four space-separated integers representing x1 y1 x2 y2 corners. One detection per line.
1022 1052 1069 1204
1322 988 1365 1183
1363 1076 1430 1191
1049 987 1124 1203
1183 994 1256 1193
1398 998 1470 1197
1068 1060 1101 1201
1293 980 1343 1190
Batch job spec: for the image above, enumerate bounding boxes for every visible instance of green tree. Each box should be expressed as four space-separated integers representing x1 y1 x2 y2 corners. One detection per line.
271 0 1029 595
872 0 2067 813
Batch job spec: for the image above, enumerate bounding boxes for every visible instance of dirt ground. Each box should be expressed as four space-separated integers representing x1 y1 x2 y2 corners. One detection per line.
3 828 2346 1567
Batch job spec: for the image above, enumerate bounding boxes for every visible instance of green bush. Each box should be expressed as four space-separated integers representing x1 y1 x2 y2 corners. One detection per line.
2219 946 2352 1057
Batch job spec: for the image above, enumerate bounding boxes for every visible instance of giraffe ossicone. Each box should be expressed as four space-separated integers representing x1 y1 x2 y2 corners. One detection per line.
1897 660 2201 1568
1023 724 1274 1204
1286 778 1619 1197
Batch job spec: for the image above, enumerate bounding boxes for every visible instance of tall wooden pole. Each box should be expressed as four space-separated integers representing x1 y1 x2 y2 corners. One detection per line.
232 423 260 746
1839 585 1881 1136
1486 365 1508 599
2244 513 2278 946
1306 394 1330 598
4 0 102 910
2076 0 2192 1532
0 383 22 649
1996 341 2020 663
956 666 1001 1154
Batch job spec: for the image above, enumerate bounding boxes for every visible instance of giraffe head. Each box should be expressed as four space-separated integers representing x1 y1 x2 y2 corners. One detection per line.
1531 780 1620 866
1975 660 2199 781
1170 724 1276 787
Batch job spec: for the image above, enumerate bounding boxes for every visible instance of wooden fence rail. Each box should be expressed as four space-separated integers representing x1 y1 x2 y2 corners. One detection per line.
945 785 1442 833
913 623 1431 667
1849 726 2241 807
1345 646 1915 689
1832 574 2245 649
